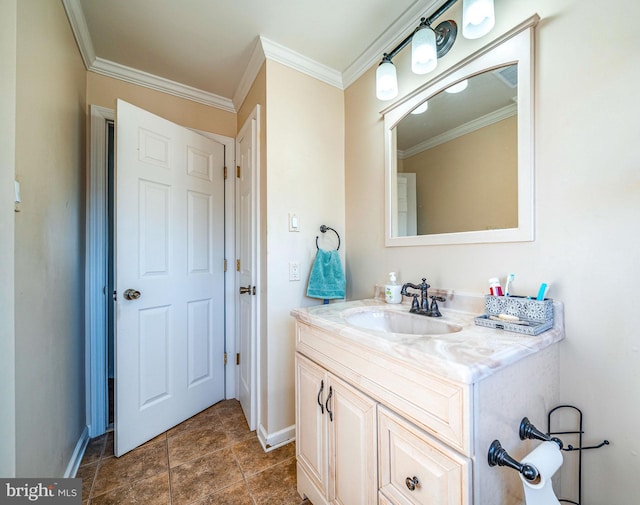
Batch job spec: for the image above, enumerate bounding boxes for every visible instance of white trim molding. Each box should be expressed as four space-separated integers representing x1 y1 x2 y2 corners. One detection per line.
64 426 90 478
61 0 95 69
85 105 114 439
62 0 442 115
258 423 296 453
90 58 235 112
260 37 343 90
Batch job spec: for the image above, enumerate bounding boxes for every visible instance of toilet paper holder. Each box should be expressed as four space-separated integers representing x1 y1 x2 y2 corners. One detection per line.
488 417 564 481
487 439 543 482
488 408 610 504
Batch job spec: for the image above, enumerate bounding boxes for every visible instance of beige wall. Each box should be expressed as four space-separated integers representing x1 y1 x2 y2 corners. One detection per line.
402 116 517 234
264 60 345 438
87 73 236 136
345 0 640 501
13 0 87 476
0 0 17 477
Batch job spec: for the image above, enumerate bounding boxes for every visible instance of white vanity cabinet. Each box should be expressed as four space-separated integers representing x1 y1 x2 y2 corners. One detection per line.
293 299 563 505
296 353 377 505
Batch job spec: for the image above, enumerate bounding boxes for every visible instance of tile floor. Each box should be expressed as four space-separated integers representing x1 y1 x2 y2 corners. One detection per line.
77 400 308 504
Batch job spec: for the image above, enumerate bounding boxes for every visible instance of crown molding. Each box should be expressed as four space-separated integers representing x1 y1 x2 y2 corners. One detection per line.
398 103 517 159
90 58 235 112
232 38 267 111
63 0 437 112
61 0 95 69
342 0 442 89
259 36 343 90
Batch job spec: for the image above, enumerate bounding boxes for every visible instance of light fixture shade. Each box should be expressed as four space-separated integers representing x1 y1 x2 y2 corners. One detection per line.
376 60 398 100
411 26 437 74
462 0 495 39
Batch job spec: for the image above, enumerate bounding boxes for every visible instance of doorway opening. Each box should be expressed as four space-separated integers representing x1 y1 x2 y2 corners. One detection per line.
85 104 238 443
107 119 114 427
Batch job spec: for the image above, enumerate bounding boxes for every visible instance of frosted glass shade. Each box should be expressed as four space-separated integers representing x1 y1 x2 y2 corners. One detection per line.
376 60 398 100
462 0 495 39
411 26 437 74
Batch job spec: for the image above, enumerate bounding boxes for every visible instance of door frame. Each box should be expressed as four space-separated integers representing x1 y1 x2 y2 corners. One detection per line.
85 105 236 438
235 105 261 435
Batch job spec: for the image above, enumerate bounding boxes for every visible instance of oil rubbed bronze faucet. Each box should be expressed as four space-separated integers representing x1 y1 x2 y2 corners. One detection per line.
401 278 445 317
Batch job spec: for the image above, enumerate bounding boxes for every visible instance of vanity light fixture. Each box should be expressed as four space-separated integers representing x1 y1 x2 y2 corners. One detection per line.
375 0 495 100
462 0 495 39
411 21 438 74
376 57 399 101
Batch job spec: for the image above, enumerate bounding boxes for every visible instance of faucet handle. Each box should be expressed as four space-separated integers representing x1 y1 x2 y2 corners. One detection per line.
429 295 445 317
410 294 420 312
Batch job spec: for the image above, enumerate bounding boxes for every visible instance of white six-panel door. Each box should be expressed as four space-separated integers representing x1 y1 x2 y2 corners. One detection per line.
115 100 225 456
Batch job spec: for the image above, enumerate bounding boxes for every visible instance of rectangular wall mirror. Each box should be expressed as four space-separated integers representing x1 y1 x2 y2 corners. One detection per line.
383 16 539 246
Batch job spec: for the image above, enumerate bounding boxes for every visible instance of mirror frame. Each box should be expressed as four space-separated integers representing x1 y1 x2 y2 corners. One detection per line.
383 15 539 246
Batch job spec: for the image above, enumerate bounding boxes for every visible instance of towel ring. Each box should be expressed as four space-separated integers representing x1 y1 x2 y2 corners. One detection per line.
316 225 340 251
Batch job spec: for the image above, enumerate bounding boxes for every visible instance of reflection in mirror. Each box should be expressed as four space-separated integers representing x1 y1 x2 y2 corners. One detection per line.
384 17 538 246
396 66 518 236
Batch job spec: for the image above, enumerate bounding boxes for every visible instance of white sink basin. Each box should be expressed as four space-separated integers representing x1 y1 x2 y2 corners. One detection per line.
343 308 463 336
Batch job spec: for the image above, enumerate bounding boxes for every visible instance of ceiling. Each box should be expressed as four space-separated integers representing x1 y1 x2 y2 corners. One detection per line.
64 0 446 112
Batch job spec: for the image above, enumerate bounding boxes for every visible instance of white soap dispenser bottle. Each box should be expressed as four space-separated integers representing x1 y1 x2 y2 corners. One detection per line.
385 272 402 304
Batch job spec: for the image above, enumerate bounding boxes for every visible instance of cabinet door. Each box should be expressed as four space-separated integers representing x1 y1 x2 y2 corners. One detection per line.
378 406 470 505
328 374 377 505
296 354 329 496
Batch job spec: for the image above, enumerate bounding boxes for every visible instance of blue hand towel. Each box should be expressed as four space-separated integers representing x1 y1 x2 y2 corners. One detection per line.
306 249 345 300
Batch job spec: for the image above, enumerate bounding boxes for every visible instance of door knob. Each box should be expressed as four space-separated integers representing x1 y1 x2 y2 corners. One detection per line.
239 285 251 294
123 289 141 300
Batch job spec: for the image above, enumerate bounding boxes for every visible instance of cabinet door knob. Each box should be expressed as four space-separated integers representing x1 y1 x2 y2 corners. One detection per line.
405 476 420 491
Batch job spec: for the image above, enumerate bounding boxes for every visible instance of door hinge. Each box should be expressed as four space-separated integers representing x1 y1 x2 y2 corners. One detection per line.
236 259 240 272
224 259 227 272
236 353 240 365
224 166 228 179
224 352 227 365
236 165 241 178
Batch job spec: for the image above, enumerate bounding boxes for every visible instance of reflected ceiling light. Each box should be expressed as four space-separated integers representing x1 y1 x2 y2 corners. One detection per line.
445 79 468 93
411 102 429 114
462 0 495 39
376 0 496 100
376 57 398 100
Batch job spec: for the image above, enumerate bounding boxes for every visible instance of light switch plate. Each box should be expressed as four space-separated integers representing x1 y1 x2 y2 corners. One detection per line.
289 261 300 281
288 213 299 232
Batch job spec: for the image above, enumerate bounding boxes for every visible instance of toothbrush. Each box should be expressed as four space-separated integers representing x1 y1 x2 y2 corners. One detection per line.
505 273 515 297
536 282 549 301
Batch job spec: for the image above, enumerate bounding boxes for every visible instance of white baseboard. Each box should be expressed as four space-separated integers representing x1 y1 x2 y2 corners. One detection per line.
65 426 90 478
257 423 295 452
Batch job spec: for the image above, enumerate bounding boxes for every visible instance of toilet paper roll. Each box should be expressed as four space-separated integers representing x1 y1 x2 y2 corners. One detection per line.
519 441 563 505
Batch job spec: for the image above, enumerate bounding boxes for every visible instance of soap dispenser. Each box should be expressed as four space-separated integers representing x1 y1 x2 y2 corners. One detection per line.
385 272 402 304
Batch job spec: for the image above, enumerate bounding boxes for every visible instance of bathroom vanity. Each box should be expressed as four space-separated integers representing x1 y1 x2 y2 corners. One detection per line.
292 295 564 505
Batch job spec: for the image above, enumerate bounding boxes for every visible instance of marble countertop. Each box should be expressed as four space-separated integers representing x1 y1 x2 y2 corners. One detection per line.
291 297 565 384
